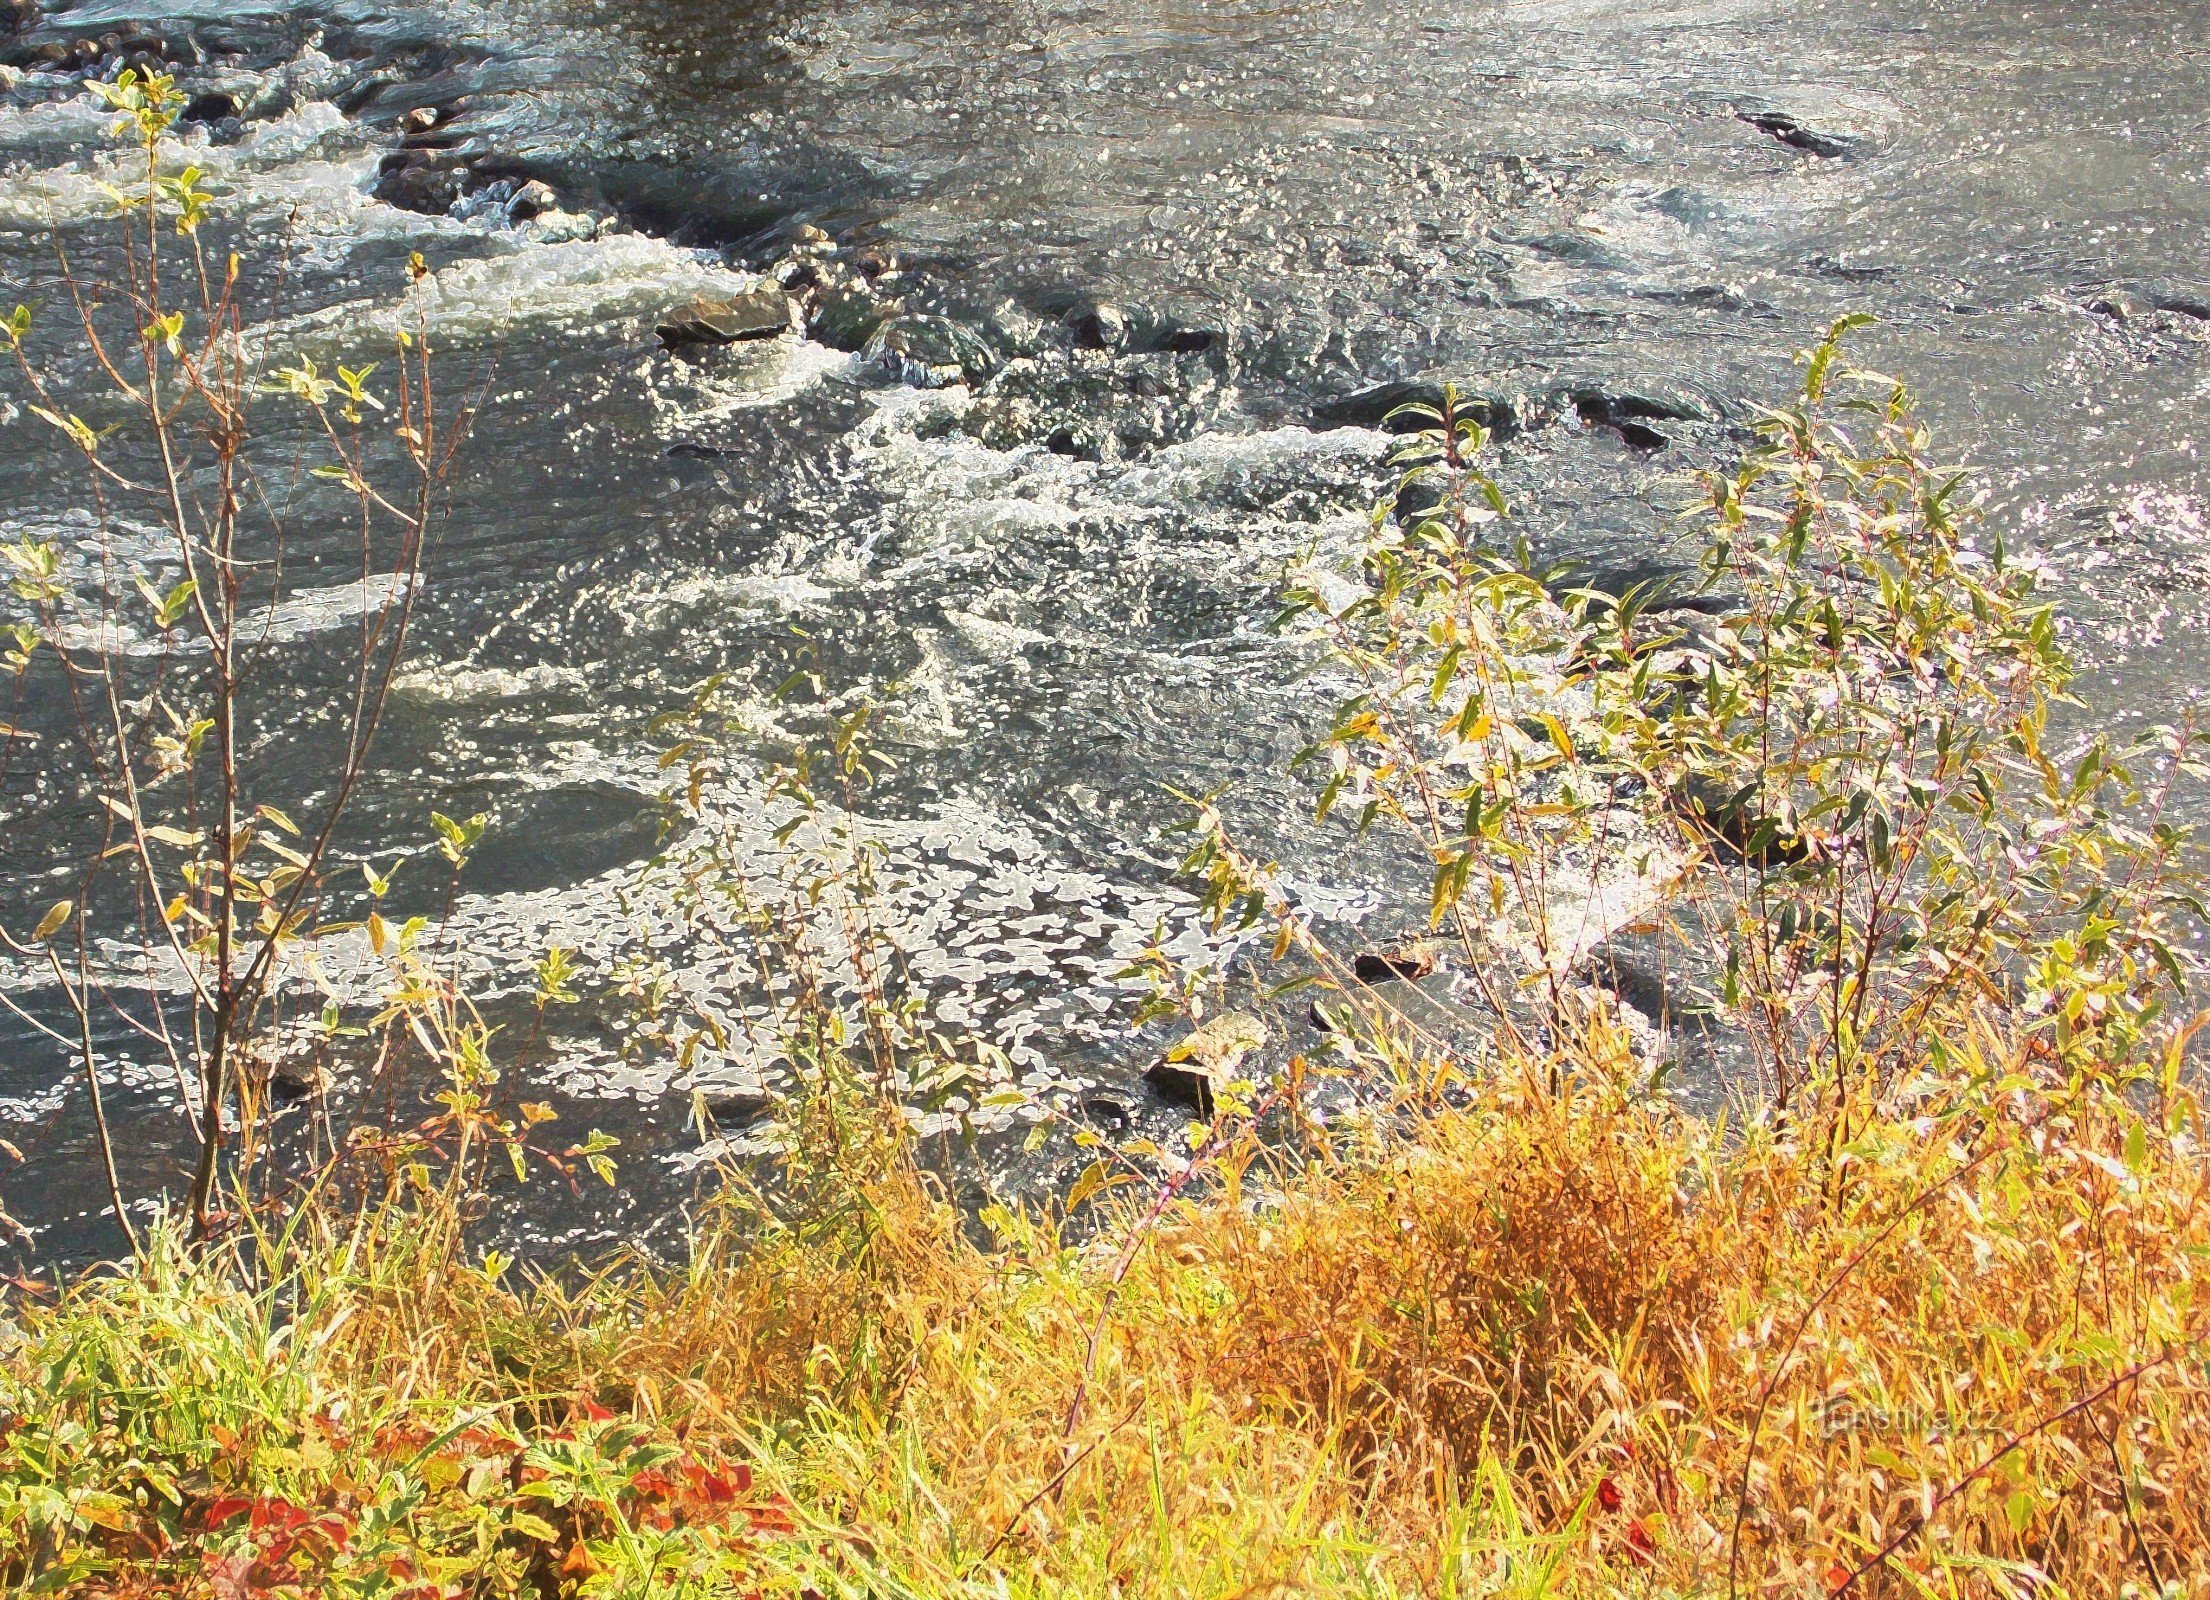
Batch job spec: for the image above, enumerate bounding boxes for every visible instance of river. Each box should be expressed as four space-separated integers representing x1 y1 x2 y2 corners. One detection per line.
1 0 2205 1257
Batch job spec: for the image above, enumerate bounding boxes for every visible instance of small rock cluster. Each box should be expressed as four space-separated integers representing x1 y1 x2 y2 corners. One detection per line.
2 13 200 79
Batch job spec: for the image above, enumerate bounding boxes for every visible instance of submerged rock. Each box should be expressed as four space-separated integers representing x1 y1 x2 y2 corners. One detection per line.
1312 378 1520 437
1561 381 1716 424
808 278 903 351
1144 1011 1267 1117
374 154 464 216
865 313 999 387
181 90 239 125
1352 946 1436 984
656 288 793 349
1738 109 1857 158
506 179 558 221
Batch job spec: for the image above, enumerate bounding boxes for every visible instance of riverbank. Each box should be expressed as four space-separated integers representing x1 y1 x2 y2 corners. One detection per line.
3 1016 2203 1596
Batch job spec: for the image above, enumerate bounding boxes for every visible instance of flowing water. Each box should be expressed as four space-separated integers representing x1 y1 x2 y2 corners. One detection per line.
1 0 2206 1257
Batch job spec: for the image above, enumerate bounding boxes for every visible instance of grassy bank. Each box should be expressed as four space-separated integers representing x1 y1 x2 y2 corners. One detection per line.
3 1022 2204 1597
2 75 2206 1598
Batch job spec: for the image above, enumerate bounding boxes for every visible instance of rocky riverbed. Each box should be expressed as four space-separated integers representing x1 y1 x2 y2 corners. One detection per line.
0 0 2204 1256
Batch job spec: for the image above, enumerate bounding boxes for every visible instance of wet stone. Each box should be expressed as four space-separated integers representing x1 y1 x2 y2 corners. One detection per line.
1738 109 1857 158
507 180 558 221
865 313 999 387
808 278 902 351
1311 378 1520 437
1352 947 1436 984
655 288 793 349
374 155 464 217
182 90 238 125
1144 1011 1267 1118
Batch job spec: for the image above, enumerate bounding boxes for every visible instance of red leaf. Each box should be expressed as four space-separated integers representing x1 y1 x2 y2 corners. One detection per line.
203 1496 253 1530
1597 1476 1623 1513
249 1496 310 1532
575 1398 615 1423
1625 1517 1657 1566
683 1461 743 1505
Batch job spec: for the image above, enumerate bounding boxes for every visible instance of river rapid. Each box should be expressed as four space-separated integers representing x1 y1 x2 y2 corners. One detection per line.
0 0 2205 1258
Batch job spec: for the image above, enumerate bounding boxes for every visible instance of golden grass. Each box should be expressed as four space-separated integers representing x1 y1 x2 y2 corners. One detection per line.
5 1018 2206 1597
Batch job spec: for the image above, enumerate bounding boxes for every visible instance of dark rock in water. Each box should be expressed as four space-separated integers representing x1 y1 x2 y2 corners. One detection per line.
24 41 65 66
269 1066 321 1106
1312 378 1520 437
2085 287 2154 322
1738 109 1856 158
507 179 557 221
374 155 464 217
1064 294 1129 351
1394 474 1448 528
1093 300 1219 356
1079 1094 1132 1133
809 279 902 351
182 91 238 125
1144 1012 1266 1118
656 288 793 349
0 0 37 39
865 313 999 387
1563 381 1715 424
1674 773 1807 868
2082 281 2210 323
1353 948 1436 984
401 105 441 136
696 1088 772 1127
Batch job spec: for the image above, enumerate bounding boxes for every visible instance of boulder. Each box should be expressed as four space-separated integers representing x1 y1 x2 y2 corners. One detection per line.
181 90 238 125
809 279 903 351
506 179 557 221
864 313 999 387
1738 109 1857 159
1352 946 1436 984
656 288 793 349
1144 1011 1267 1117
1312 378 1520 437
374 155 464 217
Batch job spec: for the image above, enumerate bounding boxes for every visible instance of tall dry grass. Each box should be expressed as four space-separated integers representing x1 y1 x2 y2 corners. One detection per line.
10 1012 2192 1596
